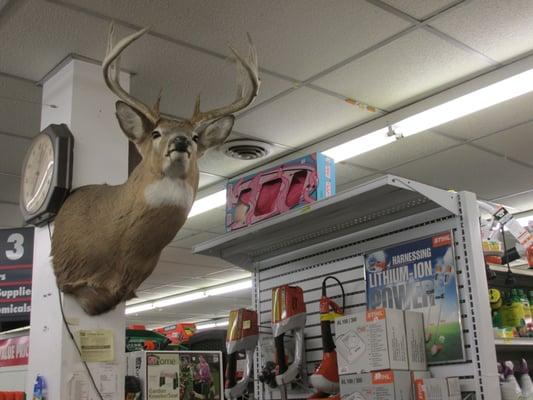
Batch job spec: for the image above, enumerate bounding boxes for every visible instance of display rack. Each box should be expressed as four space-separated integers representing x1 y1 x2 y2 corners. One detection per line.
194 174 500 399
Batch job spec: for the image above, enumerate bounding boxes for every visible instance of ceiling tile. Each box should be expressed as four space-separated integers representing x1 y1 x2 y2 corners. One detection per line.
0 204 23 228
0 175 20 204
0 76 41 137
0 135 30 175
314 30 491 110
472 120 533 167
434 91 533 140
61 0 411 80
389 145 533 199
235 87 376 147
183 207 226 234
352 131 460 171
431 0 533 63
198 172 222 189
492 191 533 213
334 162 376 187
169 231 220 250
0 1 110 80
381 0 458 19
170 228 201 243
337 173 382 193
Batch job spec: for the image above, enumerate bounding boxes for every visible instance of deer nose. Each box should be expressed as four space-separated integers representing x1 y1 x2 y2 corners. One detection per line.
173 136 190 152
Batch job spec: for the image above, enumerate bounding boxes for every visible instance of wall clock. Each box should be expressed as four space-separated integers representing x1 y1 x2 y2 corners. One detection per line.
20 124 74 227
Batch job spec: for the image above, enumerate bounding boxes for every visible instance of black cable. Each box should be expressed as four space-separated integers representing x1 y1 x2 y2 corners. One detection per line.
500 224 516 286
47 223 104 400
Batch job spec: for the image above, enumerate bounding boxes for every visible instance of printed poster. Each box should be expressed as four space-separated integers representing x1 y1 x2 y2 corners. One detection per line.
146 352 180 400
365 231 466 364
179 352 222 400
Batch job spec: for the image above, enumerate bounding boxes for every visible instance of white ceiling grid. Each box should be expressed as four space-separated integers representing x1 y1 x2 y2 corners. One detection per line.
1 0 533 325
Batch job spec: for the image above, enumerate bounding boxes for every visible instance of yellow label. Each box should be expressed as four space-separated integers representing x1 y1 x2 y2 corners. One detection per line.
75 329 115 363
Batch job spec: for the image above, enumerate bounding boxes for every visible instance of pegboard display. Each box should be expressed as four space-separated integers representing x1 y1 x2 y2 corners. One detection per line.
195 175 499 400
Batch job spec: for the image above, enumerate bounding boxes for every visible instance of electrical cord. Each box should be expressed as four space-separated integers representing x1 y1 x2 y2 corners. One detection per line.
47 223 104 400
500 224 516 286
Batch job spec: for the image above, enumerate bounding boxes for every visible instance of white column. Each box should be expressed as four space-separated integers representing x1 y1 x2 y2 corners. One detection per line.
26 59 130 399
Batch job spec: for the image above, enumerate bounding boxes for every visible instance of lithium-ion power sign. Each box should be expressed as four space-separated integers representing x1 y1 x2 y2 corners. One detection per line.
0 227 34 321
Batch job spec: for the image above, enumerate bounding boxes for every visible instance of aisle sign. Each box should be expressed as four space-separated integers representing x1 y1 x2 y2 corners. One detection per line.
365 231 466 364
0 335 29 367
0 227 34 321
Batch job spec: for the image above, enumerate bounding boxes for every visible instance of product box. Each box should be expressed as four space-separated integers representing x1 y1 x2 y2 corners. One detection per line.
404 311 427 370
126 350 223 400
225 152 335 231
340 371 412 400
413 377 461 400
335 308 408 374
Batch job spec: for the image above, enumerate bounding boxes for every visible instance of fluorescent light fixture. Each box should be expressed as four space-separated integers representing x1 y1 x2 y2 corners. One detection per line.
394 68 533 137
125 279 252 315
125 303 155 315
205 280 252 296
153 292 207 308
196 322 216 330
188 190 227 218
324 68 533 163
196 319 229 331
323 128 395 163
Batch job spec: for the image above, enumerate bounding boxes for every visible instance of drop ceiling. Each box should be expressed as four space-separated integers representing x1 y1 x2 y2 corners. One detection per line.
1 0 533 327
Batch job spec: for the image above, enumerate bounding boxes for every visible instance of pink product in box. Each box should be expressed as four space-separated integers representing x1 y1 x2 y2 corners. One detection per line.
225 152 335 231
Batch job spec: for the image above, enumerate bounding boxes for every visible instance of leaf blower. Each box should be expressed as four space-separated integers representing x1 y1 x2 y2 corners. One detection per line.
309 276 345 399
259 284 307 393
225 308 259 400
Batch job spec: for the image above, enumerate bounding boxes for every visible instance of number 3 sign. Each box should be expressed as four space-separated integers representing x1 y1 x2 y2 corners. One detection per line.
0 227 34 321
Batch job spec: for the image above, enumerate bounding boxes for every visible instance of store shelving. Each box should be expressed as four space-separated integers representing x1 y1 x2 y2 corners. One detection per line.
495 337 533 351
488 262 533 289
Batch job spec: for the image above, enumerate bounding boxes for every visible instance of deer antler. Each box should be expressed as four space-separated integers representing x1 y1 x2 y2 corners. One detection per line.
103 23 160 125
190 33 261 127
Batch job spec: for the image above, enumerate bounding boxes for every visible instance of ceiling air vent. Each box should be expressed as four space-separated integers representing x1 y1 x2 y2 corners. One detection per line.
221 139 272 160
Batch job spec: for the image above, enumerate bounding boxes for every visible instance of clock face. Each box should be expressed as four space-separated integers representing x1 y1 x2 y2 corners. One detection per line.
22 133 55 213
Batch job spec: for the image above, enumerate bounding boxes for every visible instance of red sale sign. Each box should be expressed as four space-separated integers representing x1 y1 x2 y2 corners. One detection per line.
0 335 29 367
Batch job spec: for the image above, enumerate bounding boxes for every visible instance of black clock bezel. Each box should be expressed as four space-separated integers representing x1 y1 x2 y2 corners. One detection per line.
20 124 74 227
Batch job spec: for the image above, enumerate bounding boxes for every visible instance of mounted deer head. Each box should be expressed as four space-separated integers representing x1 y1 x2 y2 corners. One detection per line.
51 23 260 315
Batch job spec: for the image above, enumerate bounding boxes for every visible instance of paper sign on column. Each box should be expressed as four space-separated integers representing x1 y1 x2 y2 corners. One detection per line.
69 371 89 400
76 329 115 362
98 364 119 400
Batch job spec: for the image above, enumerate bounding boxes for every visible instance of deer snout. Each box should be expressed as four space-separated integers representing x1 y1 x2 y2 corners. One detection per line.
173 136 190 151
167 136 191 157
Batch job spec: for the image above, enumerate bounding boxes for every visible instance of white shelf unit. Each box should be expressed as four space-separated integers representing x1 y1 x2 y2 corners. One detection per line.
195 175 500 399
495 338 533 351
489 262 533 290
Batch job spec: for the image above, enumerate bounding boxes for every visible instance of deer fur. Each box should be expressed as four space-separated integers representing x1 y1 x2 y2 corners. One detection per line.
51 24 260 315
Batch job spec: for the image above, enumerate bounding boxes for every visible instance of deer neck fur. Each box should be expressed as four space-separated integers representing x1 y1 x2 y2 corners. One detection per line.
121 159 199 245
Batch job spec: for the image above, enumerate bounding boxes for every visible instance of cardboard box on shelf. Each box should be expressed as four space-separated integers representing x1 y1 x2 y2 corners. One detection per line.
340 370 412 400
404 310 427 371
335 308 408 374
413 377 462 400
225 152 335 231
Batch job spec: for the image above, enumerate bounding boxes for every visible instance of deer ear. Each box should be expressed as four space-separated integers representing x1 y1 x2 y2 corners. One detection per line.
197 116 234 153
115 101 153 142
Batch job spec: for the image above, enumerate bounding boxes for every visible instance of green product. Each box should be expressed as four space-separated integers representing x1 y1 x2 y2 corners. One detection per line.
492 310 503 328
529 291 533 319
502 290 526 328
519 289 532 326
500 291 523 328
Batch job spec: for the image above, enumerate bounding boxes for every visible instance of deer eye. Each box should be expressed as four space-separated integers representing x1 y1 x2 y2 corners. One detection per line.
151 131 161 140
192 135 199 143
